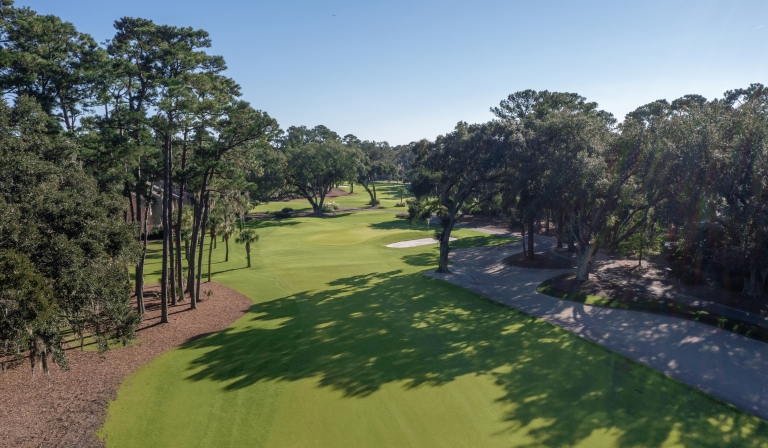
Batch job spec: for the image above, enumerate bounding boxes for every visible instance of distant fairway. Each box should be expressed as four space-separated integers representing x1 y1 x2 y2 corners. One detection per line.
101 203 768 446
249 181 409 214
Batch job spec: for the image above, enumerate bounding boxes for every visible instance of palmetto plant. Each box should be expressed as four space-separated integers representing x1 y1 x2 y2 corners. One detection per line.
235 229 260 268
221 223 233 262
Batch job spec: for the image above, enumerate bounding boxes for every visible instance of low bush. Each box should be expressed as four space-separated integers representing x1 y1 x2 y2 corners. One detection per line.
394 202 406 207
396 212 408 218
281 207 293 213
322 202 340 213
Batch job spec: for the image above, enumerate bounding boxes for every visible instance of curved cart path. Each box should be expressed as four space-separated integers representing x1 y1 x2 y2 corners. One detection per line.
426 236 768 421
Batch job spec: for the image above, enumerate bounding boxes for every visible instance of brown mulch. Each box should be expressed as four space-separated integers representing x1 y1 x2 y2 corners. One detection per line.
0 283 252 448
550 272 635 299
504 249 576 270
326 187 352 198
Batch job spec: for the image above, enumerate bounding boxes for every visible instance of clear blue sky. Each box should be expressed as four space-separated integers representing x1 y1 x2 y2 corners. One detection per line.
20 0 768 145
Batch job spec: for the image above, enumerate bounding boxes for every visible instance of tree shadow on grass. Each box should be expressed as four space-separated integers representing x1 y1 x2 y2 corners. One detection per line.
369 219 432 231
401 252 440 267
247 220 301 229
180 271 768 447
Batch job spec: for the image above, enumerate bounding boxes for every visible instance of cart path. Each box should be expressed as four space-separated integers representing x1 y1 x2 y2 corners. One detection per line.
426 236 768 421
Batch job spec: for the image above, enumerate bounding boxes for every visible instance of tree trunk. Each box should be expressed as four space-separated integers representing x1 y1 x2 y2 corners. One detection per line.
361 181 376 206
134 192 145 308
372 181 378 206
527 215 535 260
207 233 213 282
567 219 576 253
175 189 185 302
575 243 600 281
521 223 528 258
743 265 762 299
176 131 188 301
436 216 456 273
195 193 211 305
246 244 251 268
186 170 210 306
160 134 172 325
556 210 564 249
225 237 229 262
169 223 177 306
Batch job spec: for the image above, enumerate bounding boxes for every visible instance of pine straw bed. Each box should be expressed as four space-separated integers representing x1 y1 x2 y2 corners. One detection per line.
0 282 252 448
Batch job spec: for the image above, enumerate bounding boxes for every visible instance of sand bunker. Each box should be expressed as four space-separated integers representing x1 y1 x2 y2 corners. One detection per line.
386 237 457 248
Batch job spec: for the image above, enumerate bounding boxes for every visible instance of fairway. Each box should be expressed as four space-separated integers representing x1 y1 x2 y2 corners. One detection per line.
101 209 768 447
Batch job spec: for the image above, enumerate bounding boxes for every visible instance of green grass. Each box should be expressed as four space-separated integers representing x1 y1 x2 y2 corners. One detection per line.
102 211 768 447
251 181 412 214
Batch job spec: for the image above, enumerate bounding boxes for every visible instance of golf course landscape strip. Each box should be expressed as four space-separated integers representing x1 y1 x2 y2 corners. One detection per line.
100 209 768 447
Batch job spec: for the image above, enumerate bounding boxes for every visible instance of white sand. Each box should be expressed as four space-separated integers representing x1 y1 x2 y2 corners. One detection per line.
386 237 457 248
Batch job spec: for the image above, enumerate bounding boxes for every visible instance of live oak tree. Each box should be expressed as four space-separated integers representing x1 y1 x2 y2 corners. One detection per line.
282 126 363 215
344 135 396 206
493 90 615 260
0 97 139 375
410 121 518 273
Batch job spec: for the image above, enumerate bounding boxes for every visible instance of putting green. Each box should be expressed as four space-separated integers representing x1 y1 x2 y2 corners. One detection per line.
101 211 768 447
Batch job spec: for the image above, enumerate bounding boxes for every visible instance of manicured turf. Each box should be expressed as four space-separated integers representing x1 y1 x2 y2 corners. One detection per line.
250 181 411 214
102 211 768 447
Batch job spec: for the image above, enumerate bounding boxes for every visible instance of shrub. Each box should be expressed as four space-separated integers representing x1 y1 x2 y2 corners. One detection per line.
396 212 408 218
281 207 293 213
322 202 340 213
394 202 406 207
274 211 291 219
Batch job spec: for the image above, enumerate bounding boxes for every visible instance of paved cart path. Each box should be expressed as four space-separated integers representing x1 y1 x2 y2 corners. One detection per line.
426 236 768 421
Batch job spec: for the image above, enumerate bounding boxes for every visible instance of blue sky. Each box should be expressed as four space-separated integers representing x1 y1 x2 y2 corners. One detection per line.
20 0 768 145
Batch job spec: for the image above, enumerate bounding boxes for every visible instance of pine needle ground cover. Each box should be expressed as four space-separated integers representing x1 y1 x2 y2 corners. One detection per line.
101 211 768 447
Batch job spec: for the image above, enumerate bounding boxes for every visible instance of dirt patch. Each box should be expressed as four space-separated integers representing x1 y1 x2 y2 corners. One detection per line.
0 283 252 448
549 272 637 301
504 250 576 270
326 187 351 198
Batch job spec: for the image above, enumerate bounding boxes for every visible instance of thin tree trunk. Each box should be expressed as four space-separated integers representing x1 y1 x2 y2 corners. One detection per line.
196 192 211 305
527 215 535 260
246 244 251 268
160 133 171 324
521 222 528 258
187 169 210 307
176 131 188 301
207 233 213 282
225 237 229 262
134 192 145 303
436 214 456 273
169 198 177 306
